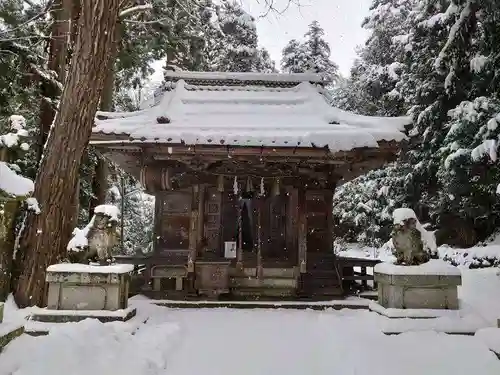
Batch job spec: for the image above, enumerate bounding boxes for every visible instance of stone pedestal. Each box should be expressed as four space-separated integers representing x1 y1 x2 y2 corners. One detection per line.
374 260 461 310
30 264 136 323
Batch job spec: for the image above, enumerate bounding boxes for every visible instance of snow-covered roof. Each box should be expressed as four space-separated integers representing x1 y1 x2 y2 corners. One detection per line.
161 71 328 85
93 72 411 152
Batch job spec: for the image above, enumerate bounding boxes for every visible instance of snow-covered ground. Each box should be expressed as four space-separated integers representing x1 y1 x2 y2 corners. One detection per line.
1 299 499 375
1 242 500 375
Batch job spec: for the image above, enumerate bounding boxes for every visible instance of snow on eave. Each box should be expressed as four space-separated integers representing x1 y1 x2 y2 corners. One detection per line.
163 71 328 84
96 108 150 120
328 107 412 130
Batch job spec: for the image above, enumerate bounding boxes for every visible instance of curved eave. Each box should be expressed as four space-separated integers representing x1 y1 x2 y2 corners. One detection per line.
90 132 402 162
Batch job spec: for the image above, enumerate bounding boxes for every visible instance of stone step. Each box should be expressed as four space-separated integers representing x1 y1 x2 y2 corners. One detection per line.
230 276 297 289
306 286 343 297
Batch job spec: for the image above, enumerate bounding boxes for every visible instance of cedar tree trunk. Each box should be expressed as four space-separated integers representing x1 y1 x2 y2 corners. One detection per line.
36 0 73 163
14 0 122 307
88 20 122 218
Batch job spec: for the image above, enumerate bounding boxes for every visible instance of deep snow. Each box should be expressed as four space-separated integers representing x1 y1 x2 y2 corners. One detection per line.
1 304 500 375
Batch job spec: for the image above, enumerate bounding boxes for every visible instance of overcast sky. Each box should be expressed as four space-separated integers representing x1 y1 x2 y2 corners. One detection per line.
151 0 372 80
242 0 372 76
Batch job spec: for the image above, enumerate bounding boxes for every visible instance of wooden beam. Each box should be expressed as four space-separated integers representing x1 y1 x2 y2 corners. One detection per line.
90 136 400 160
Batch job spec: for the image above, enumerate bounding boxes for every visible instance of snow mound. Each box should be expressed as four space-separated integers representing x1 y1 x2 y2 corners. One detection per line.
476 328 500 355
0 161 34 197
0 318 180 375
375 259 461 275
440 245 500 268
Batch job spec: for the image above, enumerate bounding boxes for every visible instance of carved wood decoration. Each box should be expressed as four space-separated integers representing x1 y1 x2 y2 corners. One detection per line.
160 167 172 190
204 186 222 257
159 191 191 251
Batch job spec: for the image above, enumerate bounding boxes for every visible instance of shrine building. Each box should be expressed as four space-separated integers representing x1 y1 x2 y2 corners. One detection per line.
90 71 410 299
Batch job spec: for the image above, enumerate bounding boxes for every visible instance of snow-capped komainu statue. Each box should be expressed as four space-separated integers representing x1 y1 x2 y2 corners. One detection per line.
87 211 120 262
67 205 120 263
391 208 431 266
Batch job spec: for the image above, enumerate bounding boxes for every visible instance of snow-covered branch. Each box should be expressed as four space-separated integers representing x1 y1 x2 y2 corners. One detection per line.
119 4 153 18
434 0 474 71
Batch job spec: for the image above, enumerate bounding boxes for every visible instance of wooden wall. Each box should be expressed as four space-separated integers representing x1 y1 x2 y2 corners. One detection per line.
154 182 334 261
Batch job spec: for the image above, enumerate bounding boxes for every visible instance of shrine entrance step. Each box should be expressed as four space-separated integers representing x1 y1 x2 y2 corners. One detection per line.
150 299 370 311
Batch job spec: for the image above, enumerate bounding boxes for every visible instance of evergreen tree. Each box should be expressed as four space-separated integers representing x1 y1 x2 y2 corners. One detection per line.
434 1 500 243
201 0 275 72
280 21 338 80
332 0 500 247
281 39 309 73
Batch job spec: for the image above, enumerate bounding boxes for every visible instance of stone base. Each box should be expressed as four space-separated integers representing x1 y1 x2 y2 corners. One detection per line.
29 307 137 323
0 323 24 351
374 261 461 310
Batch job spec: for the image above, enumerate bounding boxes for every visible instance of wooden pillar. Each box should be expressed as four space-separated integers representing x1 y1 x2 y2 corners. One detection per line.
286 187 298 263
324 189 334 252
187 185 200 294
235 177 243 270
197 184 206 252
297 188 307 294
256 195 263 279
188 185 200 260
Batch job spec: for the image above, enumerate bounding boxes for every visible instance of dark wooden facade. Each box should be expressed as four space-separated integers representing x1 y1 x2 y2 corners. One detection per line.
92 141 400 299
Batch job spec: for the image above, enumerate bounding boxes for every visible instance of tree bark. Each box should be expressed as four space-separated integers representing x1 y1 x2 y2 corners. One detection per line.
36 0 73 163
14 0 122 308
88 20 122 218
0 200 19 302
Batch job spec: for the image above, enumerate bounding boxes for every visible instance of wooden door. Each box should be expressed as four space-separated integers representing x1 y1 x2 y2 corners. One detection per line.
306 190 332 253
158 191 191 252
262 195 287 260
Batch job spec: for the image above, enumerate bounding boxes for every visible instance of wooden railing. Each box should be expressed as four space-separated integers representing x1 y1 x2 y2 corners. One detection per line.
337 257 381 291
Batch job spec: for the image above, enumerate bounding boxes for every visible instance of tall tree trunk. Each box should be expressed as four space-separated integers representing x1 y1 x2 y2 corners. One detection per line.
36 0 73 163
88 21 122 218
14 0 122 308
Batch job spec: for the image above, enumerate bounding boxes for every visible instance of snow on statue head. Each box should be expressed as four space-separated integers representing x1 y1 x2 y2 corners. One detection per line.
67 205 120 264
391 208 436 266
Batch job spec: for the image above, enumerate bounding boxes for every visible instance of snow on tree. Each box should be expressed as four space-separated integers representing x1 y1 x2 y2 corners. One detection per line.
331 0 415 117
280 21 338 81
14 0 123 307
333 163 414 246
0 114 33 300
202 0 275 73
334 0 500 247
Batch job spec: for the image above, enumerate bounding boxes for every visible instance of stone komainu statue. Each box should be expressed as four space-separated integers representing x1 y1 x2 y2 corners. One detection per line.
84 212 120 262
392 217 430 266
